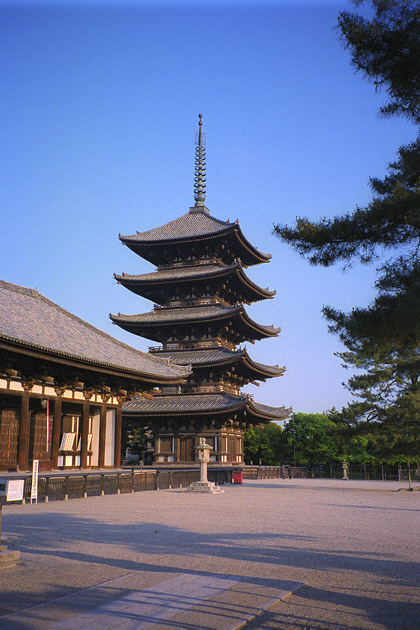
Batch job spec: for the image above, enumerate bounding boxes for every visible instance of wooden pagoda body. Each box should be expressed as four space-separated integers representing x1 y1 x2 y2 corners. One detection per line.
112 116 290 464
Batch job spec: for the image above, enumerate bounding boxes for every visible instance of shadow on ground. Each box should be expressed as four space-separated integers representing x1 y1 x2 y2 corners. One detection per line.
0 509 418 629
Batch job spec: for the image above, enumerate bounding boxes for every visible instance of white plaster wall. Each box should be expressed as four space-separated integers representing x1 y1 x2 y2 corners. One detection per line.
91 410 100 467
9 381 23 392
104 409 115 467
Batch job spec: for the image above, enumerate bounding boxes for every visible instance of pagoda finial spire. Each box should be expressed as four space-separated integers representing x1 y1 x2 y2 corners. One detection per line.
193 113 207 210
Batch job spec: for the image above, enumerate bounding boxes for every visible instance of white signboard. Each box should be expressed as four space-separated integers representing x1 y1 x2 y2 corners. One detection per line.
7 479 25 502
60 432 76 451
31 459 39 504
0 479 25 502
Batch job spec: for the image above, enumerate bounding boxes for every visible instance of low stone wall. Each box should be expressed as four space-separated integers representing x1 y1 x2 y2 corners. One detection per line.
1 466 306 505
0 471 158 504
1 467 234 504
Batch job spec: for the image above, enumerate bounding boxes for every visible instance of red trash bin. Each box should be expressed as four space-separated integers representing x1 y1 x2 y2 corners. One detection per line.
233 471 243 484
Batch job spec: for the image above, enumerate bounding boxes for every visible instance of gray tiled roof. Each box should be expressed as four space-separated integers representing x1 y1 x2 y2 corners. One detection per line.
251 360 286 377
123 393 248 415
153 347 244 365
119 208 271 262
111 304 280 336
0 280 189 380
112 303 239 323
115 262 275 297
153 347 285 376
248 399 292 420
120 211 233 242
117 262 235 281
123 392 291 420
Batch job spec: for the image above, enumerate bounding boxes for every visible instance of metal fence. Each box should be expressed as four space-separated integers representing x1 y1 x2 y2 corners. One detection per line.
241 466 308 480
307 464 420 481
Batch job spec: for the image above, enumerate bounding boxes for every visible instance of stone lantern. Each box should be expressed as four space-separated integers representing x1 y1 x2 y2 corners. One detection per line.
186 438 224 493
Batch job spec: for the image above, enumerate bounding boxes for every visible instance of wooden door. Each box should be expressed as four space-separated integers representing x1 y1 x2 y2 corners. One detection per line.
0 410 19 469
179 437 195 462
228 436 236 462
31 412 52 462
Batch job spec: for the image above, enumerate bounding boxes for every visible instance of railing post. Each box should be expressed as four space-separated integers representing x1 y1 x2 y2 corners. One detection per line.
44 477 49 503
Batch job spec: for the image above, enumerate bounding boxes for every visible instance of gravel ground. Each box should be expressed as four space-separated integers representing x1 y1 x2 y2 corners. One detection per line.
0 478 419 629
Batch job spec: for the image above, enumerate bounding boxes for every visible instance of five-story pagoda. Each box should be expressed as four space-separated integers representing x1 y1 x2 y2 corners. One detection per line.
111 115 290 464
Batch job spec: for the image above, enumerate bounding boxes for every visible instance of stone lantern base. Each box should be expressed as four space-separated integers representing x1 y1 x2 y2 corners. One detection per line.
186 481 224 494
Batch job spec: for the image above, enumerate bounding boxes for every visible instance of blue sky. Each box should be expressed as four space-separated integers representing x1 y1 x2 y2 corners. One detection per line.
0 0 414 415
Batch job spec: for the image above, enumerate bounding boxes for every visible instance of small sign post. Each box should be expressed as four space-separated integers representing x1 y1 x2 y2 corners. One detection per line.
31 460 39 504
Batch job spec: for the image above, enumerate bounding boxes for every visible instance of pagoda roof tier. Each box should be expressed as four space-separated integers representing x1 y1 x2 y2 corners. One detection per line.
110 304 280 343
150 347 286 381
246 398 292 423
119 209 271 268
123 392 291 422
114 261 275 305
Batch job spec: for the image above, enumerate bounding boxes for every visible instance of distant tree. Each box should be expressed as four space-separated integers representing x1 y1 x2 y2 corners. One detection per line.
244 423 283 465
331 384 419 465
328 407 377 465
264 422 285 463
121 419 152 462
273 0 419 460
282 413 338 466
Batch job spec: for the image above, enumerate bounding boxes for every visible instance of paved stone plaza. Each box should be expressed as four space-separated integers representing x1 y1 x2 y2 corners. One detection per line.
0 478 418 629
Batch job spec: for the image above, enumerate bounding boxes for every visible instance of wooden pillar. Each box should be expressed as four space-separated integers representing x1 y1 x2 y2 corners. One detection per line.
114 400 123 469
155 436 161 459
17 385 32 471
51 393 63 470
98 400 108 469
80 395 91 469
174 436 180 463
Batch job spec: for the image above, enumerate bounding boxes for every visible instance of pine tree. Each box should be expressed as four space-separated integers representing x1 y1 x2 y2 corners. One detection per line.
274 0 419 460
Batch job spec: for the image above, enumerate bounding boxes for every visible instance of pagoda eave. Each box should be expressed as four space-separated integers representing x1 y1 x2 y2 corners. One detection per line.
119 220 271 268
246 400 292 423
123 393 248 417
114 264 276 305
151 348 286 382
110 307 280 344
123 392 290 425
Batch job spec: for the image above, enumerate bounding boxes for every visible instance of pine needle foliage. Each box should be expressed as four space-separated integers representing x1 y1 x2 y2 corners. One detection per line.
273 0 419 461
